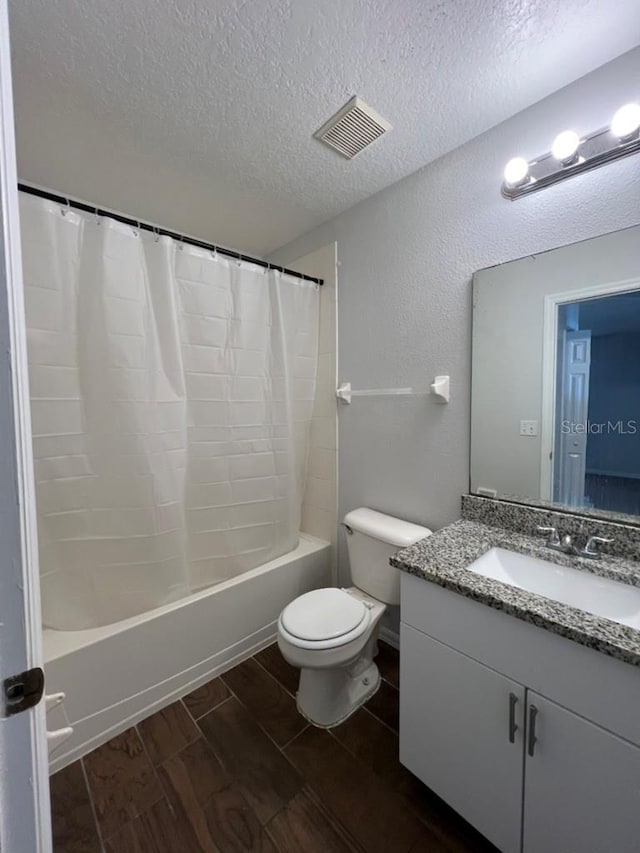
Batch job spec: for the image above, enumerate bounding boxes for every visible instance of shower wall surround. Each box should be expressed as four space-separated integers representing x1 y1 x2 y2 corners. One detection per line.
289 244 338 567
21 192 322 630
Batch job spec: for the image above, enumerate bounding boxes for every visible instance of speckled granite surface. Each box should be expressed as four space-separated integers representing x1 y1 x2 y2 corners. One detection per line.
462 494 640 561
391 518 640 667
489 493 640 529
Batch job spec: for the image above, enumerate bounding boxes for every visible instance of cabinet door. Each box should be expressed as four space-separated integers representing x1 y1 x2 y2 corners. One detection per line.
400 624 525 853
523 692 640 853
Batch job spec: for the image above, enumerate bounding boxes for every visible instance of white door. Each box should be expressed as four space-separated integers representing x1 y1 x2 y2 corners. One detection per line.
556 330 591 505
523 692 640 853
0 2 52 850
400 625 525 853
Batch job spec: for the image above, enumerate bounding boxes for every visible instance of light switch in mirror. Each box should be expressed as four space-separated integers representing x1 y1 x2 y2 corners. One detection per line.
471 224 640 524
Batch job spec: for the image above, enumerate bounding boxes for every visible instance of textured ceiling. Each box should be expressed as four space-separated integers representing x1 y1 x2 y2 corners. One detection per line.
9 0 640 256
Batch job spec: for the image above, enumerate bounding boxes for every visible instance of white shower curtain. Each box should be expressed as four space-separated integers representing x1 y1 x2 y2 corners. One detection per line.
20 194 319 629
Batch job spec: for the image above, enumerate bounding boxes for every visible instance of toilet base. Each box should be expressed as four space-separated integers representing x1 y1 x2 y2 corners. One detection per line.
296 658 381 729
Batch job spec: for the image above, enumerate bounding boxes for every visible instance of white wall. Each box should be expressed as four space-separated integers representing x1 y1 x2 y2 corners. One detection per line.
268 47 640 595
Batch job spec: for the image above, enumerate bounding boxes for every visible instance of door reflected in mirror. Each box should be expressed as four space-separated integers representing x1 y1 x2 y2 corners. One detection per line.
551 290 640 515
471 224 640 523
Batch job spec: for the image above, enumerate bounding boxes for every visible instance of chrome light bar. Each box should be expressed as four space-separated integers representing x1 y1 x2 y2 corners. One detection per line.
501 102 640 200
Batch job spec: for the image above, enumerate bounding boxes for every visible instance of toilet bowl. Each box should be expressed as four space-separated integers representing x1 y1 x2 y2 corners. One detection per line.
278 586 386 726
277 508 430 727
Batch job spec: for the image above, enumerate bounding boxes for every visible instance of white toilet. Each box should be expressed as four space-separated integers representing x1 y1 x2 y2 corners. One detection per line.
277 507 431 727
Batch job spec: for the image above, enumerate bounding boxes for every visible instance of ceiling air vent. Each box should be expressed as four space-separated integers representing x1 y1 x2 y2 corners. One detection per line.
314 96 392 159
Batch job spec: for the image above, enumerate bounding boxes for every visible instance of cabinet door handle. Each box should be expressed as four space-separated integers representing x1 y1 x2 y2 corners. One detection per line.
527 704 538 757
508 692 518 743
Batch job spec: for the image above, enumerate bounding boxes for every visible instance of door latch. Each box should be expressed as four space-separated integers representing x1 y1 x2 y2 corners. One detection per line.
4 667 45 716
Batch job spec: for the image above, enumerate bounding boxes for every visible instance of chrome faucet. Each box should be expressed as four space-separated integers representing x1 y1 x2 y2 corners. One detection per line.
537 526 614 560
537 526 577 555
576 535 614 560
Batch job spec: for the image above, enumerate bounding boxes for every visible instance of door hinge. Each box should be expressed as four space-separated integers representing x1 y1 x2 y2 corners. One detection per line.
4 667 45 716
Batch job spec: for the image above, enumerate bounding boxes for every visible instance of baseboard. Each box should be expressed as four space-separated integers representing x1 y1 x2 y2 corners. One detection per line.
48 625 277 774
379 625 399 649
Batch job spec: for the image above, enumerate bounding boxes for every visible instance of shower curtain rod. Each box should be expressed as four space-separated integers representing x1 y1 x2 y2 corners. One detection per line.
17 183 323 285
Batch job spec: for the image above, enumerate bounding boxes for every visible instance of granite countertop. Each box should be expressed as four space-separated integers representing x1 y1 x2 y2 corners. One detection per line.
391 519 640 667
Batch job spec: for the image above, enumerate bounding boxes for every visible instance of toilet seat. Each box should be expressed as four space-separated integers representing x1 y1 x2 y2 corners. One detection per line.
279 588 371 650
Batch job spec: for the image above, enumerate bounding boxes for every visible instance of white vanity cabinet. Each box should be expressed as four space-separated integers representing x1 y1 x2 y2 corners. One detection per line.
400 572 640 853
522 693 640 853
401 624 525 853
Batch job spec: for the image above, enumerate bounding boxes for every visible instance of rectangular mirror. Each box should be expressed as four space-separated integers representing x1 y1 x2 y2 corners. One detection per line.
471 224 640 523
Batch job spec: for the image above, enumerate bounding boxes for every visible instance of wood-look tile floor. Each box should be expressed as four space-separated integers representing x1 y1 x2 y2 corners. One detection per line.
50 641 497 853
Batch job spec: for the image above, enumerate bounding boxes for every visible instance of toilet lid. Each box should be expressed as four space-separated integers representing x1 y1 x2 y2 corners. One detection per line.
281 588 367 642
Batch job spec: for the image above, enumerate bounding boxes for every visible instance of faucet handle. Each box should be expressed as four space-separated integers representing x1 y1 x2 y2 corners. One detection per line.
582 535 614 558
537 526 560 546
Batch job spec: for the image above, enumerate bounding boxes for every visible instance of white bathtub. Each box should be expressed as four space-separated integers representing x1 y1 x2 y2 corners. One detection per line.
44 534 331 773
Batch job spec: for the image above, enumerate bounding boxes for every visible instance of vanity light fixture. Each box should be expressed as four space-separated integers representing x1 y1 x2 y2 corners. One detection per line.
501 100 640 199
503 157 530 189
611 102 640 141
551 130 580 165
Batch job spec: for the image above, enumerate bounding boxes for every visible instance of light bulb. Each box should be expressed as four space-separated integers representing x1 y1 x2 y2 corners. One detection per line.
503 157 529 188
611 103 640 140
552 130 580 164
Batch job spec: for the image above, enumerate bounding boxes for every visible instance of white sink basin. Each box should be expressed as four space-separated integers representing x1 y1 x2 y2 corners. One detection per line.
467 547 640 630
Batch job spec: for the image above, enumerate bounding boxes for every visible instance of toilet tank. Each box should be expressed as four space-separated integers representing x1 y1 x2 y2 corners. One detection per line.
343 508 431 605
